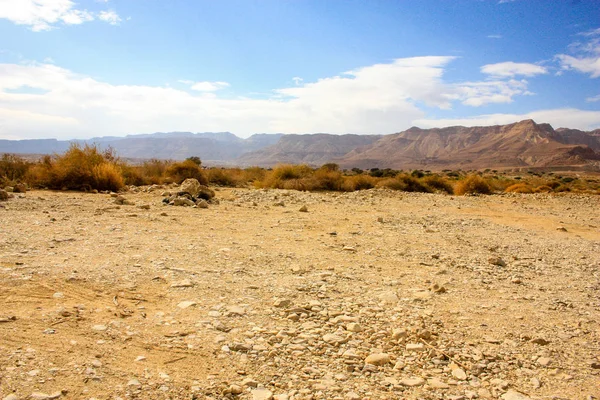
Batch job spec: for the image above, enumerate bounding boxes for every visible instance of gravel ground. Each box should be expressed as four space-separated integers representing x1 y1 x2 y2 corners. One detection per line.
0 186 599 400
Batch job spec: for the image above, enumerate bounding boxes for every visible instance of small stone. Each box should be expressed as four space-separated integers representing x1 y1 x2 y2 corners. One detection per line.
273 299 292 308
346 322 363 332
91 325 107 331
556 226 568 232
364 353 390 366
391 328 407 340
171 279 194 288
251 387 273 400
229 385 243 395
226 305 246 316
428 377 449 389
135 356 146 362
430 283 446 293
346 392 361 400
299 205 308 212
452 367 467 380
127 378 141 387
537 357 551 366
530 377 541 389
177 300 197 309
501 390 532 400
52 292 64 299
488 257 506 267
400 377 425 387
406 343 425 352
242 378 258 387
530 337 549 345
29 393 61 400
323 333 346 345
3 395 18 400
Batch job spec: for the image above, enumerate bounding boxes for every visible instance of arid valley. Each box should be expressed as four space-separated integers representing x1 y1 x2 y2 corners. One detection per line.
1 186 598 400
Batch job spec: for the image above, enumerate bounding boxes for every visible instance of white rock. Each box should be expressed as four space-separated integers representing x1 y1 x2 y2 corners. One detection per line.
400 377 425 387
252 388 273 400
452 367 467 380
501 390 532 400
177 300 197 309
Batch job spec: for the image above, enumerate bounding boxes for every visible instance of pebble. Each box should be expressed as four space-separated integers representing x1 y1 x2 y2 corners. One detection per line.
501 390 532 400
177 300 197 309
171 279 194 288
29 393 61 400
400 377 425 387
91 325 107 332
364 353 390 366
428 377 449 389
252 387 273 400
537 357 552 366
406 343 425 352
452 367 468 380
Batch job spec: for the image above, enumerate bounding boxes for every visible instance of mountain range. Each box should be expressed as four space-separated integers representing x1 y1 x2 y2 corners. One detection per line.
1 120 599 170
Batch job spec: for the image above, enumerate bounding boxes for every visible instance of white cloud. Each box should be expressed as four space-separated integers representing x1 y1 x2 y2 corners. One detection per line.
481 62 548 77
98 10 120 25
413 108 600 131
189 81 230 92
586 94 600 102
0 0 121 31
487 35 503 39
292 77 303 85
556 28 600 78
0 58 577 140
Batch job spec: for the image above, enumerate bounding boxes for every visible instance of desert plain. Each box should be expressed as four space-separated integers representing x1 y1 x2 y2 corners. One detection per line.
0 186 599 400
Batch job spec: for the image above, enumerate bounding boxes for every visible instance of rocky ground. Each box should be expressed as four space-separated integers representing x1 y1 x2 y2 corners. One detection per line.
0 186 599 400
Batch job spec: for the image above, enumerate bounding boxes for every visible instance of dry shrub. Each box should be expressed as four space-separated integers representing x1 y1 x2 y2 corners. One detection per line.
244 167 266 183
311 168 343 191
92 163 124 191
26 144 125 191
138 159 170 184
0 154 31 186
258 164 313 189
534 185 553 193
505 183 534 194
165 160 208 185
454 174 492 195
377 177 405 191
207 168 246 187
341 174 377 191
120 164 146 186
422 175 454 194
379 174 431 193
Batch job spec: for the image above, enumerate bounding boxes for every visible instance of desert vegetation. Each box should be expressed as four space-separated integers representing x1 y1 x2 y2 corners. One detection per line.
1 147 599 195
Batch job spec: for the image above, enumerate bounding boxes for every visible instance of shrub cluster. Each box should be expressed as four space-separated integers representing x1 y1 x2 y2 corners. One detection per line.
1 149 599 195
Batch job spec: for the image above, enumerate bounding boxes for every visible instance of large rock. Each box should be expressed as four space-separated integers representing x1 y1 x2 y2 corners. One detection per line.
0 189 8 201
179 179 215 200
13 183 27 193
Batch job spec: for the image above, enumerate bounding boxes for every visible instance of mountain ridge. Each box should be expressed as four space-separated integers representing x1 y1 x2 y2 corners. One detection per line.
1 120 599 170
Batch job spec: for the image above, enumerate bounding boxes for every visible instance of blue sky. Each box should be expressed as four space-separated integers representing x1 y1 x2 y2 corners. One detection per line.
0 0 599 140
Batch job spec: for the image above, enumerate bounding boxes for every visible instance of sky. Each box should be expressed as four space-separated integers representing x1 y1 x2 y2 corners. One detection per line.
0 0 599 140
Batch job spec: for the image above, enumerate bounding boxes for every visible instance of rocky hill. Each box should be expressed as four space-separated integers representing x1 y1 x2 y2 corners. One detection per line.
236 134 383 167
1 120 599 169
0 132 283 163
334 120 600 170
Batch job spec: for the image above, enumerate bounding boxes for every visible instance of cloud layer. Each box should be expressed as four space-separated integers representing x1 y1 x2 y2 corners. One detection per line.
1 55 599 140
0 0 120 31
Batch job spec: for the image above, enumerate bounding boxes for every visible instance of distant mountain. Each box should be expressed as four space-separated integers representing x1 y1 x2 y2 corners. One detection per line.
0 132 283 162
334 120 600 170
235 134 383 167
1 121 599 170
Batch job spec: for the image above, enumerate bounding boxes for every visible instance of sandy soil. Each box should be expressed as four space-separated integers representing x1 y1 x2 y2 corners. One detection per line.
0 187 599 400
